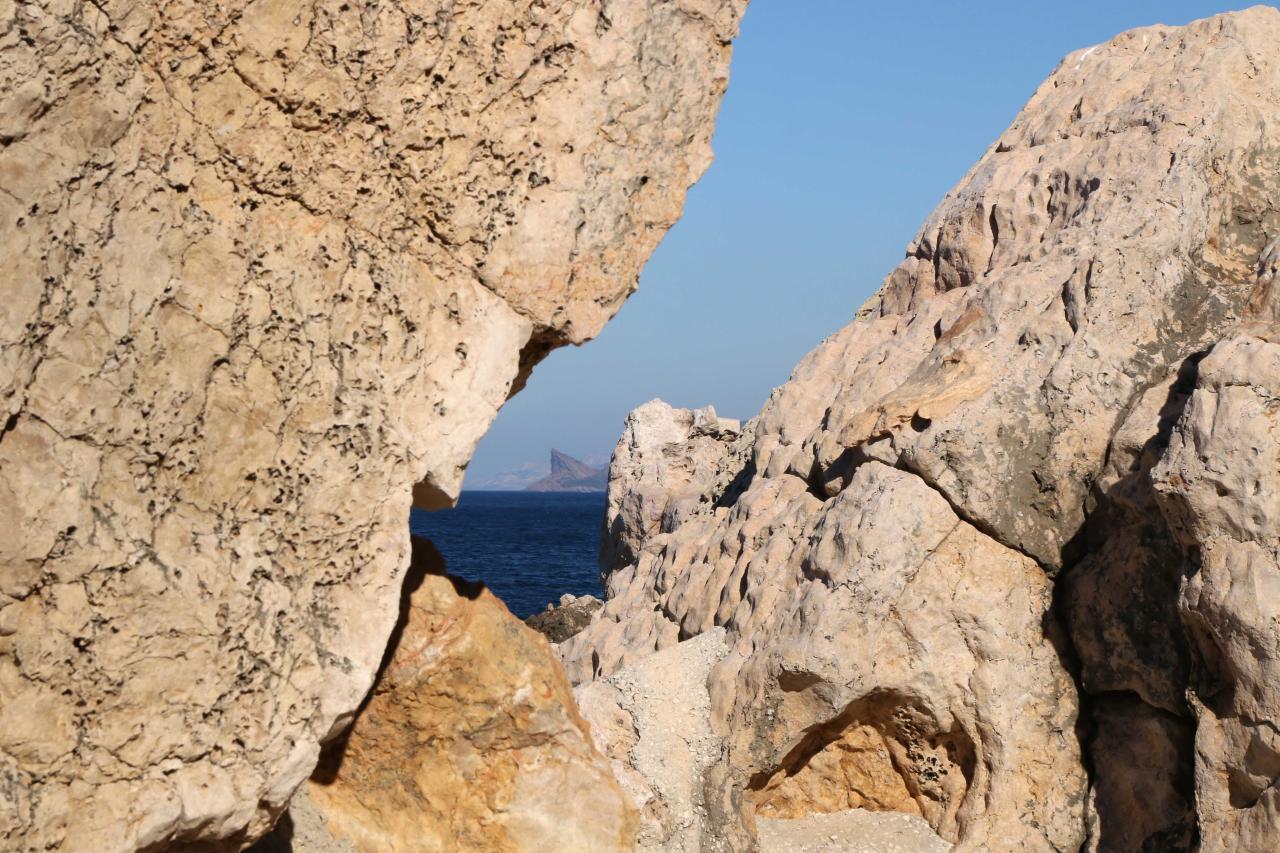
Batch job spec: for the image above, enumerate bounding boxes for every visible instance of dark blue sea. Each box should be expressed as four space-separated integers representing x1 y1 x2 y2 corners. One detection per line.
409 491 606 618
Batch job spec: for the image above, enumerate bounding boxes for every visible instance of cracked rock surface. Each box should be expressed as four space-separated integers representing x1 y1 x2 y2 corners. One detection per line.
563 8 1280 851
0 0 743 848
1152 318 1280 852
286 539 637 853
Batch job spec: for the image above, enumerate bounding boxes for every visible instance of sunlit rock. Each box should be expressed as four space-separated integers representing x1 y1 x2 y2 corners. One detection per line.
0 0 745 847
564 8 1280 851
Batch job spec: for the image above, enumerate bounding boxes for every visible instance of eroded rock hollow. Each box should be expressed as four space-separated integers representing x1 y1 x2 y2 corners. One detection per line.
0 0 745 849
564 8 1280 851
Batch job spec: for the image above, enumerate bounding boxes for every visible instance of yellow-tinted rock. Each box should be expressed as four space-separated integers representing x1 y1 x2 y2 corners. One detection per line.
303 540 637 852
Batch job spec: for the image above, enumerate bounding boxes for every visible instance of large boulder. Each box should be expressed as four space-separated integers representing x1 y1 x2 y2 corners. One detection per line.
601 399 748 579
563 8 1280 851
294 539 637 853
0 0 745 848
569 459 1087 851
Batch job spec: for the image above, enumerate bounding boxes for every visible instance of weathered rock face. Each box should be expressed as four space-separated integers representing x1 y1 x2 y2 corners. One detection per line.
0 1 744 849
601 399 747 581
570 454 1087 851
294 539 636 853
584 400 751 671
1153 321 1280 853
563 8 1280 851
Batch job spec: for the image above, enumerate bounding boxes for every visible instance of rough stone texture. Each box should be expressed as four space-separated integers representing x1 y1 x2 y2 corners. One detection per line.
1153 319 1280 853
569 461 1086 851
525 592 604 643
576 627 728 852
728 465 1084 852
1059 364 1201 851
0 0 744 849
289 538 636 853
563 8 1280 851
601 399 747 580
247 785 356 853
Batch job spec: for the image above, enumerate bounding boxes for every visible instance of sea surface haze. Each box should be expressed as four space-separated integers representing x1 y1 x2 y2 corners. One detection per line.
409 491 606 619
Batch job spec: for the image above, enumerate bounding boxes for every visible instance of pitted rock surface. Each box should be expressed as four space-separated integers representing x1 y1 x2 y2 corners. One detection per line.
563 8 1280 851
1153 314 1280 852
0 1 744 849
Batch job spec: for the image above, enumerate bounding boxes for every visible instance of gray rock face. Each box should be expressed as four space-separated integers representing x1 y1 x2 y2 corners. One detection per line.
0 0 745 849
564 8 1280 851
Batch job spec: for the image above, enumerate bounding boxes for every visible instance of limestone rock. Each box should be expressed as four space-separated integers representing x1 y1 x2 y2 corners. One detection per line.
575 627 729 852
569 463 1087 851
525 593 605 644
293 539 636 853
0 0 744 848
1058 367 1200 850
564 8 1280 851
728 465 1085 851
601 399 749 579
1153 325 1280 852
1062 364 1196 716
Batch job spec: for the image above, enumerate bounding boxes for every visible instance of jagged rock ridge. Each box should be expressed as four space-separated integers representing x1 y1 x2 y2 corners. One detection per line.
563 8 1280 852
0 0 746 849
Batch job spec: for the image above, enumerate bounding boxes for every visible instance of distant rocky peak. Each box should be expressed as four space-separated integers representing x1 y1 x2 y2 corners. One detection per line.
549 449 596 479
527 450 609 492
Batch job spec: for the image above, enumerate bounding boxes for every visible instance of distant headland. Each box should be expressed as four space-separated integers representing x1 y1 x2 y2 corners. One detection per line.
525 450 608 493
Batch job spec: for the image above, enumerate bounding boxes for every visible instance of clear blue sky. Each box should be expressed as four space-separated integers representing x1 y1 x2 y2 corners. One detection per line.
466 0 1260 483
